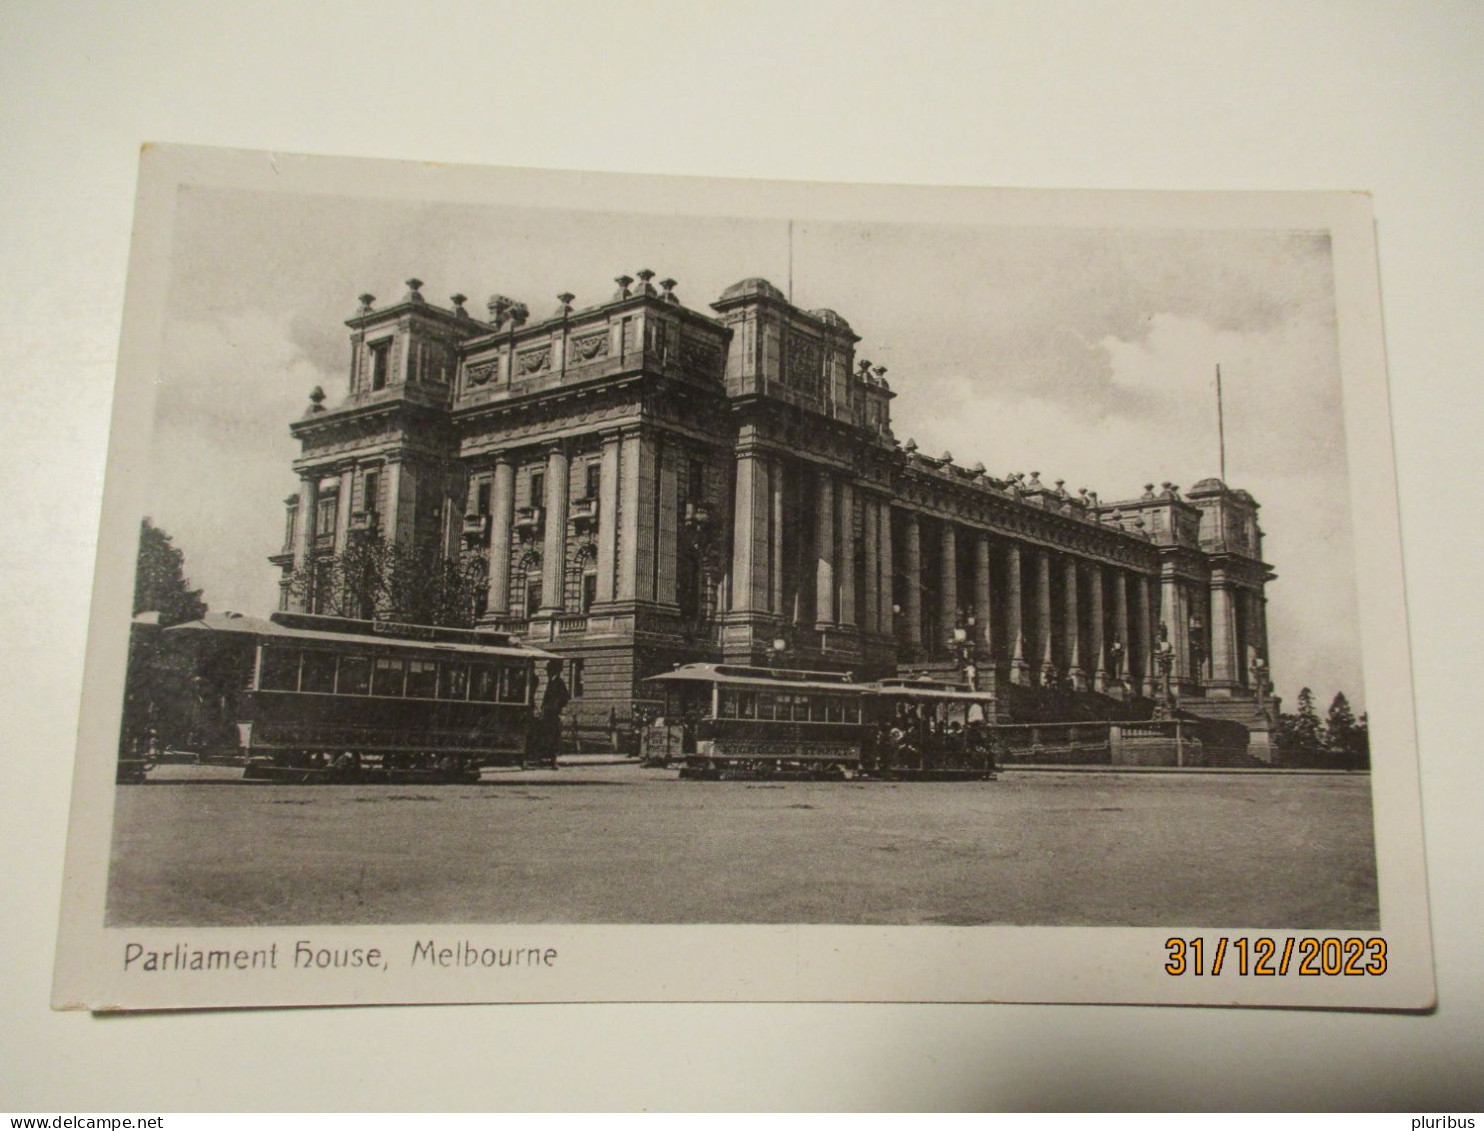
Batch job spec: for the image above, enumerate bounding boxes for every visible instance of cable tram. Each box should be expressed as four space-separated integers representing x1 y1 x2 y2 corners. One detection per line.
642 664 869 779
640 664 997 781
157 611 558 783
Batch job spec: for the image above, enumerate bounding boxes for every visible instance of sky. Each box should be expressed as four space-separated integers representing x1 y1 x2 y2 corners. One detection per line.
144 183 1362 710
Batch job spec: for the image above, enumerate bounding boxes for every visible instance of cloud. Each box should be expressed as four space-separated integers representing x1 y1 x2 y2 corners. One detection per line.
145 310 332 613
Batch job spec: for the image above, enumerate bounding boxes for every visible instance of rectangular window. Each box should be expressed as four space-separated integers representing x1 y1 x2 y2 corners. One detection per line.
584 461 601 500
569 659 584 698
476 481 491 517
719 690 738 718
737 691 756 720
336 654 371 695
526 579 543 618
529 471 545 507
371 657 406 697
827 697 844 723
756 694 775 721
316 495 338 537
581 572 597 614
370 340 391 390
362 471 380 515
844 699 861 724
300 651 337 694
258 648 300 691
470 663 499 702
405 660 437 699
794 698 811 722
501 665 529 704
438 663 469 700
688 459 705 503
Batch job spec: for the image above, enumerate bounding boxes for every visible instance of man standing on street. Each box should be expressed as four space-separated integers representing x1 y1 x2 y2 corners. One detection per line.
535 658 570 769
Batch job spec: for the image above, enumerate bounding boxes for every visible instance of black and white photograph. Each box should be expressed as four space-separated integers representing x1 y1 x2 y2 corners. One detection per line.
47 146 1432 1013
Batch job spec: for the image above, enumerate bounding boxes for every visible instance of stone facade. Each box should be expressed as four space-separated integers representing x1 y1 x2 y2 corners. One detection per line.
272 274 1277 730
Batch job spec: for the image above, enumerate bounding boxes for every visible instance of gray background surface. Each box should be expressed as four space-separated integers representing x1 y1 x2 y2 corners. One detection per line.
3 1 1480 1111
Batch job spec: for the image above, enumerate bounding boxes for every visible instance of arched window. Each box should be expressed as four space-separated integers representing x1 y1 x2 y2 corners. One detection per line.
568 543 599 614
514 549 542 619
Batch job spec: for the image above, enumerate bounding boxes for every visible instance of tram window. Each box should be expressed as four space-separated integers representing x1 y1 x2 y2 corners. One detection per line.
502 665 528 703
844 699 861 724
827 698 844 722
737 691 756 719
405 660 437 699
438 662 469 700
756 693 774 721
371 657 406 697
719 690 738 718
809 697 827 722
470 663 498 702
259 648 300 691
794 698 811 722
300 651 337 694
337 654 371 695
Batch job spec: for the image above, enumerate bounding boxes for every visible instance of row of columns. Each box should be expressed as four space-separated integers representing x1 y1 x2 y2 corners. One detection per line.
726 450 1173 693
481 428 678 620
891 512 1159 693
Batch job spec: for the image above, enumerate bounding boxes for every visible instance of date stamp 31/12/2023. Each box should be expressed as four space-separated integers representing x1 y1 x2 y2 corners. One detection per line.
1165 937 1388 978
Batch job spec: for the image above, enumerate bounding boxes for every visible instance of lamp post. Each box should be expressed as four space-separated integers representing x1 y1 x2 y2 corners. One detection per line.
767 624 793 668
1154 621 1176 719
951 607 978 689
1188 612 1205 686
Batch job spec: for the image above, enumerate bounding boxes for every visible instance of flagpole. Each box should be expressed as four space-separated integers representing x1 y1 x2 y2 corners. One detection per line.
1216 363 1226 481
787 218 794 303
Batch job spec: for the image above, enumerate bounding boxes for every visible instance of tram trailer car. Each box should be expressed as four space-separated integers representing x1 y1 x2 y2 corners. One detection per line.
159 611 557 783
641 665 997 781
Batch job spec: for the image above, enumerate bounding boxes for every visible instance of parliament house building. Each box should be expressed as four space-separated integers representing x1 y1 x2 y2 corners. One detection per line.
271 272 1277 736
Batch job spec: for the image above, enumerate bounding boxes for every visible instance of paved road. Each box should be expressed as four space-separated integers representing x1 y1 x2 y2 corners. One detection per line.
108 765 1379 929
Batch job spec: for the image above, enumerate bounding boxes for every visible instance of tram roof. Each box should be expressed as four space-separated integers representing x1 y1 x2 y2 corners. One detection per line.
643 663 867 694
864 684 996 703
165 612 559 661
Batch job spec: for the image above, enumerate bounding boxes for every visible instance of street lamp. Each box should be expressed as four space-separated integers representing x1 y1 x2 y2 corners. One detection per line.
767 625 793 667
950 607 978 688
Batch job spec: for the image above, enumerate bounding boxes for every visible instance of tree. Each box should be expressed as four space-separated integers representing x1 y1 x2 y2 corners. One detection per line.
133 518 207 626
1326 694 1370 768
287 532 487 628
1325 692 1357 752
1278 686 1324 756
1351 712 1371 768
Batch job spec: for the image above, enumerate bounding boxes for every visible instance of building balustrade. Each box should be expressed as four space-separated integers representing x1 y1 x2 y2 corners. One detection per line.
461 513 489 545
513 505 543 534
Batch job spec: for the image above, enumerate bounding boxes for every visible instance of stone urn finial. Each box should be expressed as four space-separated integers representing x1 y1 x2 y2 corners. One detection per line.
450 293 468 317
613 274 634 300
659 278 679 304
307 385 326 414
404 278 425 303
557 292 575 316
357 293 376 314
635 269 657 296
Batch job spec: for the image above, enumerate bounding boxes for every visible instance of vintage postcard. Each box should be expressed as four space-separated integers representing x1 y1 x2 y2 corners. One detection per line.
53 145 1432 1011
